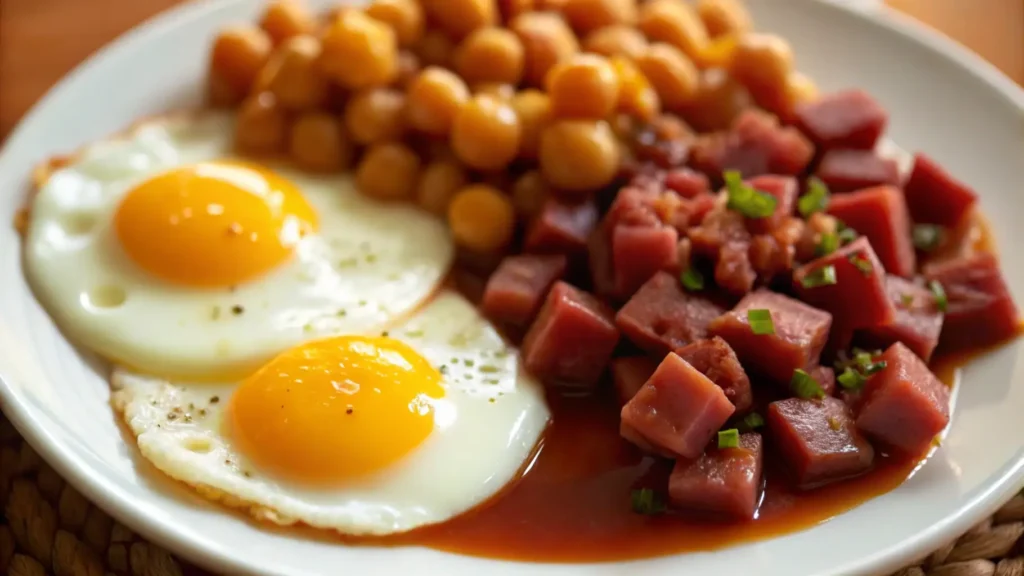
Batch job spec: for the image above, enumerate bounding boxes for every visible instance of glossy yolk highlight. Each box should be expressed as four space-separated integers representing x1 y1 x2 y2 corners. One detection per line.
115 161 317 287
230 336 444 483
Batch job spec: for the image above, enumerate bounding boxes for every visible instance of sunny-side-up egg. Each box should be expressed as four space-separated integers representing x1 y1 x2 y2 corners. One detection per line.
24 112 453 379
111 290 550 534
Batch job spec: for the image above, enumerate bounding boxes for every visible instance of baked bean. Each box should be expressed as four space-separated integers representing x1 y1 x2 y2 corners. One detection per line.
344 88 407 145
510 12 580 86
259 0 315 45
415 30 455 68
582 25 647 60
473 83 517 101
235 93 288 154
356 143 422 200
424 0 497 39
497 0 534 23
511 170 550 219
697 0 751 39
511 89 552 159
289 112 353 172
365 0 424 48
546 54 621 120
393 51 422 89
451 94 521 171
561 0 637 35
635 43 699 110
637 0 709 62
730 33 794 107
209 26 273 101
416 161 468 216
539 119 620 193
610 56 660 120
405 67 471 136
256 35 328 110
454 28 525 86
319 10 398 89
679 67 751 132
448 185 516 252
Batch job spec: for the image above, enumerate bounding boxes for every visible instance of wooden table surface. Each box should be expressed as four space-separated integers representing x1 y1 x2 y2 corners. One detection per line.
0 0 1021 140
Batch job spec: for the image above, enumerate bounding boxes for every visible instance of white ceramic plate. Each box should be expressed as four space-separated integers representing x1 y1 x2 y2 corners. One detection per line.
1 1 1023 574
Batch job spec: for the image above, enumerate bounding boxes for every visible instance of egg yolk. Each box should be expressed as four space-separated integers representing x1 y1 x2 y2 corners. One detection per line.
114 161 317 287
230 335 444 483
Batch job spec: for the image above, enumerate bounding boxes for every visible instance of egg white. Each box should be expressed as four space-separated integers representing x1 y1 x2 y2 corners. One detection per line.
24 112 454 379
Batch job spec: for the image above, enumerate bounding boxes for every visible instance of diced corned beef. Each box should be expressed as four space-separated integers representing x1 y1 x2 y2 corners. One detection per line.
632 125 691 169
923 253 1020 352
522 281 620 388
855 342 950 456
665 168 711 199
826 186 915 277
749 234 794 280
676 336 753 412
708 289 832 385
605 187 662 231
745 175 798 234
481 254 568 329
612 356 658 407
815 149 900 193
810 364 836 397
793 237 896 329
612 225 679 297
668 433 763 519
767 397 875 488
616 271 726 355
857 275 944 362
620 353 736 458
689 208 750 258
688 110 814 184
793 89 888 150
840 389 863 412
715 241 756 296
524 199 599 255
903 153 979 227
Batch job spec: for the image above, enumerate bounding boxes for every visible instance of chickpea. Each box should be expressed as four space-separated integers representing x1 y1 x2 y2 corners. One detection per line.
545 54 620 120
697 0 752 39
637 0 709 62
582 25 647 60
447 185 516 252
209 26 272 102
511 170 550 219
497 0 534 23
539 119 620 193
696 34 737 69
730 33 794 102
451 94 522 171
343 88 407 145
635 43 699 111
423 0 497 40
393 51 422 89
610 56 660 120
235 93 288 154
679 67 752 132
356 143 422 200
473 83 517 101
510 12 580 87
415 30 455 68
416 161 468 216
405 67 471 136
259 0 315 45
319 10 398 89
256 35 328 110
289 112 353 172
511 89 552 159
365 0 425 48
454 28 525 86
560 0 638 35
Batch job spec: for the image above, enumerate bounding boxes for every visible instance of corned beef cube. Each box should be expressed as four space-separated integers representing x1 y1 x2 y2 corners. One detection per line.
620 353 736 458
810 364 836 397
793 237 896 329
616 271 726 356
708 289 832 385
826 186 916 277
745 175 798 234
665 168 711 199
904 153 979 227
715 241 756 296
482 254 567 329
924 253 1020 352
688 110 814 183
668 433 763 519
612 224 679 297
856 342 951 456
857 275 944 362
612 356 658 407
676 337 753 412
768 397 875 488
689 209 751 258
815 149 900 193
522 282 619 388
524 199 598 255
794 89 888 150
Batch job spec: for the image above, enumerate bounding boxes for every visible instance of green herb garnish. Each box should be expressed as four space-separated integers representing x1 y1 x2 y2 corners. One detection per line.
747 309 775 335
862 360 888 375
800 264 838 288
928 279 948 313
849 253 873 276
900 293 915 307
837 367 866 390
912 224 945 252
742 412 765 431
837 224 858 245
791 368 825 399
815 232 839 257
718 428 740 449
798 177 830 217
680 268 705 292
724 170 778 219
828 416 842 431
631 488 667 515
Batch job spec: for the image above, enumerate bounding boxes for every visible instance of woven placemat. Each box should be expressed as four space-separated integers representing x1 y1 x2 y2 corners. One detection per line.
2 410 1022 576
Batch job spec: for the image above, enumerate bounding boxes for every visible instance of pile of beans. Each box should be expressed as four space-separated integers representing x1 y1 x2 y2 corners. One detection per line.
207 0 817 254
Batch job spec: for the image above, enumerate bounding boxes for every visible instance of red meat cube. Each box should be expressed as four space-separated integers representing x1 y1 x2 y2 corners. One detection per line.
522 282 620 388
856 342 951 456
688 110 814 183
612 224 680 297
793 237 896 329
612 356 658 407
815 149 900 193
810 364 836 397
857 275 944 362
616 271 726 356
689 209 751 258
745 175 798 234
620 353 736 458
768 397 875 488
481 254 567 329
675 337 753 412
715 241 756 296
794 89 888 150
668 433 763 519
524 199 599 255
708 289 833 385
924 253 1021 352
665 168 711 199
826 185 915 277
903 153 979 227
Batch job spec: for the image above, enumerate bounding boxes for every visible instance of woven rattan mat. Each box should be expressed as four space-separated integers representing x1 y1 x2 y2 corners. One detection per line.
2 410 1022 576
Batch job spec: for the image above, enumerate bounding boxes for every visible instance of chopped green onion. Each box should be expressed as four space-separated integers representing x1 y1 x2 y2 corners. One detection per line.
680 268 705 292
742 412 765 431
928 279 948 313
837 224 858 245
718 428 740 449
837 367 866 390
815 232 839 257
849 253 873 276
791 369 825 399
631 488 666 515
900 293 915 307
827 416 842 431
724 170 778 219
853 350 874 369
862 360 888 375
800 264 838 289
913 224 946 252
798 177 830 217
747 309 775 335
